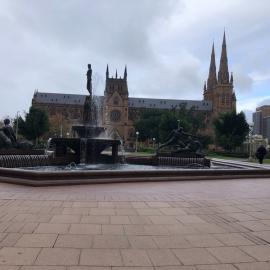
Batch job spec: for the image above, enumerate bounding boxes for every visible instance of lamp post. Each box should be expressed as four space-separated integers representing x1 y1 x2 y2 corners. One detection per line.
15 111 20 140
152 137 156 149
248 123 254 161
135 131 139 152
60 113 63 138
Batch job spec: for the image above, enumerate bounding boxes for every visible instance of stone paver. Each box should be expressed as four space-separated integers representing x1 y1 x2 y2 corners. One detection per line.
234 262 270 270
69 224 101 234
102 225 124 235
153 236 191 248
147 249 180 266
239 245 270 261
21 267 66 270
0 267 20 270
93 235 130 248
184 234 224 247
35 248 80 265
172 248 218 265
213 233 254 246
15 234 57 247
128 236 157 248
80 249 122 266
0 247 40 265
207 247 254 263
54 234 93 248
0 178 270 269
81 215 110 224
35 224 69 234
50 214 81 223
121 249 152 266
196 264 238 270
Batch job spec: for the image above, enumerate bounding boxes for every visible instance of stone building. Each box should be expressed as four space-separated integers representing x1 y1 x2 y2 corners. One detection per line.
203 32 236 135
32 32 236 148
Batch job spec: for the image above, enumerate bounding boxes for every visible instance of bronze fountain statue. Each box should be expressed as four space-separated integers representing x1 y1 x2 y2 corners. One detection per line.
157 126 204 157
49 64 121 164
0 119 33 150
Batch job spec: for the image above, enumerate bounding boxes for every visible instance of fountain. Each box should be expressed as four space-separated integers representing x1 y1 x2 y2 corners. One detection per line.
1 64 269 186
155 126 210 167
49 64 121 164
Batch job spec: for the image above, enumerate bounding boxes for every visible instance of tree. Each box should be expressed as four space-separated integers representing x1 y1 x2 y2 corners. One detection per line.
213 111 249 151
135 105 208 145
48 113 70 138
135 109 162 142
18 106 49 144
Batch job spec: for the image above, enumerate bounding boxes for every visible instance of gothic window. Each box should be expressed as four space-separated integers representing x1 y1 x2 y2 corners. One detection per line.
221 94 225 105
226 94 230 105
128 129 135 138
110 110 121 122
113 96 119 105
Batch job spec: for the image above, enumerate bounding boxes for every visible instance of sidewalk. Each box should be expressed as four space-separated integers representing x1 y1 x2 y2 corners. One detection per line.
0 178 270 269
212 157 270 170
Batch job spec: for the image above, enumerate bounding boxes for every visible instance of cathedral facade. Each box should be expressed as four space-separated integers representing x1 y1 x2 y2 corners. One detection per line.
32 32 236 148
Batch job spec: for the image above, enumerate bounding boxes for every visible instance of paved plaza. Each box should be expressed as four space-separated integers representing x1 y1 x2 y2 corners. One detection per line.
0 178 270 269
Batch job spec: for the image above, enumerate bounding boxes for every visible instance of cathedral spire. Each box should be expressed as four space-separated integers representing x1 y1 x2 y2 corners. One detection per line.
124 65 127 80
230 72 234 84
106 64 109 79
115 69 118 78
207 42 217 90
218 31 230 84
203 81 207 94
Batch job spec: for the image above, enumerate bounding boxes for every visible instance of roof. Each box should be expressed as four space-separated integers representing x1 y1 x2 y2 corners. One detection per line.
128 97 212 111
33 92 87 105
33 92 212 111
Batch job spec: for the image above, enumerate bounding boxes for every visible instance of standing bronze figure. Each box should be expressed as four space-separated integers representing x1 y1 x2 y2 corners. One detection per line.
86 64 92 99
83 64 97 125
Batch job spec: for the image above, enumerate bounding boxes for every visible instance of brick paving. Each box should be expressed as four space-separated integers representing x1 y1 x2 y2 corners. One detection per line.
0 179 270 269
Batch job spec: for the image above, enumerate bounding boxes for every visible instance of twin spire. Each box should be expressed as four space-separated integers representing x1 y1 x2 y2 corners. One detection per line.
218 31 230 84
206 31 232 91
106 65 127 80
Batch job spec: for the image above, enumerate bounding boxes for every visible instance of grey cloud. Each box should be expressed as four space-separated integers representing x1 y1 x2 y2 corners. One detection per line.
0 0 270 119
5 0 178 62
258 98 270 107
234 70 253 93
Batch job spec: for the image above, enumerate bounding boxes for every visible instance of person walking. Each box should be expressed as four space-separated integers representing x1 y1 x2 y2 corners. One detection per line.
255 145 267 164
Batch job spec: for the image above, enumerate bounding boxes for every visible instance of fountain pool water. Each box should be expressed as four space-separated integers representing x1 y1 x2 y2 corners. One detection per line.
19 162 239 172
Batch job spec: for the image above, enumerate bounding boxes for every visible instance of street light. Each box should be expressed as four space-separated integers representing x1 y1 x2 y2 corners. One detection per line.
248 123 254 161
15 111 20 140
152 137 156 149
135 131 139 152
177 119 180 129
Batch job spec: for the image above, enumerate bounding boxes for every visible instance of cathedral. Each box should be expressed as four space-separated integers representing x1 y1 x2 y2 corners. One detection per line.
32 32 236 149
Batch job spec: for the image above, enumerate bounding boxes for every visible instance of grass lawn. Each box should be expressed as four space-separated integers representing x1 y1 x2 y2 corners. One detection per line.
249 159 270 164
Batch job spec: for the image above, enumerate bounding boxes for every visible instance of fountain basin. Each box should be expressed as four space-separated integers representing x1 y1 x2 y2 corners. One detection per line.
0 160 270 186
49 137 121 164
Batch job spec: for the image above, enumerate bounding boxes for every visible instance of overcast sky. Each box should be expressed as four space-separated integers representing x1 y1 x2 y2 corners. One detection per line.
0 0 269 122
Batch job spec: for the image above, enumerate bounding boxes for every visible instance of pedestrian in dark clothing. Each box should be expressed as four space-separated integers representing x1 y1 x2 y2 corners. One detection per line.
255 145 267 164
